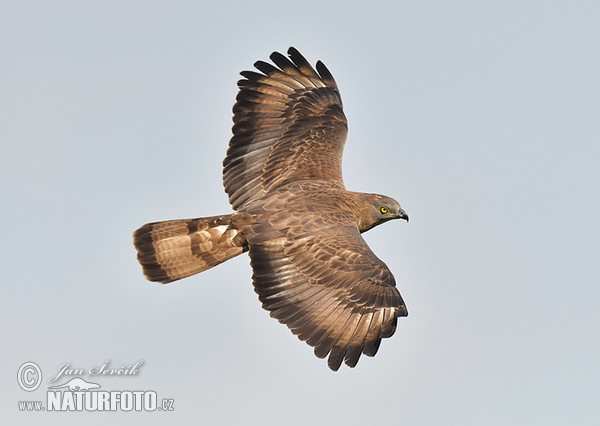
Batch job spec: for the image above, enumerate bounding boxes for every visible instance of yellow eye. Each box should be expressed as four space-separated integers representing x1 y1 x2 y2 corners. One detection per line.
380 206 389 214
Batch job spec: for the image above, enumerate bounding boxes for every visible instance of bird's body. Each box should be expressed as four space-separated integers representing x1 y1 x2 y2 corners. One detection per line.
134 47 409 370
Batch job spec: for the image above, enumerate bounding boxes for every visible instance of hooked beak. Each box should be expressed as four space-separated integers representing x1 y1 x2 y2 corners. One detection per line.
397 208 409 222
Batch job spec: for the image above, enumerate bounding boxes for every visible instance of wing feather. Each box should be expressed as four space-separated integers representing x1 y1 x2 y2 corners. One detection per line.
224 47 347 210
248 219 407 370
344 312 374 367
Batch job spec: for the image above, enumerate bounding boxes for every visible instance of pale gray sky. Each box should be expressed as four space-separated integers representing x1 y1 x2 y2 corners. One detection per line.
2 1 599 425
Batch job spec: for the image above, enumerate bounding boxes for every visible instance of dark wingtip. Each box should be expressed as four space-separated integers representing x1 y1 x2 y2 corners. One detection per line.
327 353 343 372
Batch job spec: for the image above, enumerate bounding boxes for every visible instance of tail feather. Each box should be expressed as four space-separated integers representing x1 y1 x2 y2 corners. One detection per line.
133 215 246 283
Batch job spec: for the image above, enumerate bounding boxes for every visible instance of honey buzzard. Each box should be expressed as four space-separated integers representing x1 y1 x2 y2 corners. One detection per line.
133 47 409 371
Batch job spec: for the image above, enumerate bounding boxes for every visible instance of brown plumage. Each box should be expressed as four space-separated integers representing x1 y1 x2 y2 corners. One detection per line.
133 47 409 371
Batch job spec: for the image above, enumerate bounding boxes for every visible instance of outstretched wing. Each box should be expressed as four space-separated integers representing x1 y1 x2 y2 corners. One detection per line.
223 47 348 210
248 219 407 371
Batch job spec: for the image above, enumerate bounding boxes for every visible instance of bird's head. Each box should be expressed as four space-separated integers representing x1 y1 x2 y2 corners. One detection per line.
357 193 408 232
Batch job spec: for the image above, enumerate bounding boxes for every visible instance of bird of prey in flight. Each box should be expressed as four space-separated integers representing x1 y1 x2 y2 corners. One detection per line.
133 47 409 371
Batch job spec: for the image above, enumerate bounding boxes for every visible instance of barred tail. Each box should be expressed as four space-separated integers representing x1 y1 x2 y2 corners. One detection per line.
133 214 246 283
